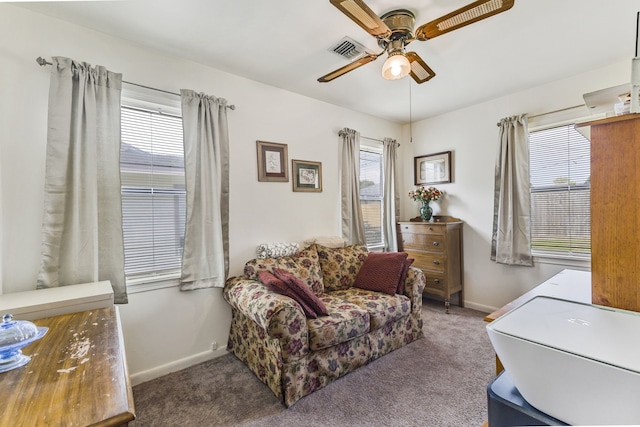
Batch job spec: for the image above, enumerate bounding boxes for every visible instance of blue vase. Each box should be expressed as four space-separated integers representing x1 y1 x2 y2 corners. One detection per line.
420 201 433 221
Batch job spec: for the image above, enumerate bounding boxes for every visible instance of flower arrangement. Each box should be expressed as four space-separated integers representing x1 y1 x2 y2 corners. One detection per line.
408 186 443 221
408 186 444 203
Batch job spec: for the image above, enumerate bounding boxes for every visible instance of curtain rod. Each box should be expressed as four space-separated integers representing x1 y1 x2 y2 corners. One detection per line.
361 135 401 147
36 57 235 110
497 104 586 126
528 104 585 119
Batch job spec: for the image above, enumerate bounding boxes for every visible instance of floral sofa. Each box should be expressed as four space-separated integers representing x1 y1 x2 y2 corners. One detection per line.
223 243 426 407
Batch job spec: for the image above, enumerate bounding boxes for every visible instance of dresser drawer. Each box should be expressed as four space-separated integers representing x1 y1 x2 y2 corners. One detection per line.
425 273 446 291
398 223 444 236
400 233 446 252
406 251 446 273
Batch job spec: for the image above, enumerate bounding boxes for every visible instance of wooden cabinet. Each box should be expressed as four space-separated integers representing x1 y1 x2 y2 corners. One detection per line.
397 216 464 312
578 113 640 312
0 307 135 426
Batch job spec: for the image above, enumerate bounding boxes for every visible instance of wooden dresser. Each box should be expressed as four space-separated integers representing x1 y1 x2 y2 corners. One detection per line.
577 113 640 311
397 216 464 312
0 306 135 426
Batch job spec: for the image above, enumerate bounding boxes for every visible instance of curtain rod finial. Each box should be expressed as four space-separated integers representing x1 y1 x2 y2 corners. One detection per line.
36 57 51 66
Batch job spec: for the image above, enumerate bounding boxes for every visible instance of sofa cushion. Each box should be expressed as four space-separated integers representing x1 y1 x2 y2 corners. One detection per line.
396 258 415 295
272 268 329 317
244 245 324 294
329 288 411 330
316 244 368 292
354 252 408 295
257 271 319 318
307 294 370 351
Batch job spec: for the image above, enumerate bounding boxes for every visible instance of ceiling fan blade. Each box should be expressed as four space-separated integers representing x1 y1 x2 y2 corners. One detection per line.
406 52 436 84
415 0 515 41
329 0 392 38
318 53 380 82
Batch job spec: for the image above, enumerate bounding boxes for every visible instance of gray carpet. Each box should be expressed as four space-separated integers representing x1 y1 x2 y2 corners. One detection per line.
131 298 495 427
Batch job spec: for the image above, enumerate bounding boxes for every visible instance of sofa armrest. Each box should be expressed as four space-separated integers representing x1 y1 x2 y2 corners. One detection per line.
404 267 426 314
224 276 310 360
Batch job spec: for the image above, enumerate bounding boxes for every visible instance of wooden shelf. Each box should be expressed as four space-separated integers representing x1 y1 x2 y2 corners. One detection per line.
587 113 640 312
576 112 640 128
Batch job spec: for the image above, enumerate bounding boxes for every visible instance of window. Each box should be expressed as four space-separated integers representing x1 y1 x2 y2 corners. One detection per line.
120 106 186 282
529 124 590 257
359 148 384 248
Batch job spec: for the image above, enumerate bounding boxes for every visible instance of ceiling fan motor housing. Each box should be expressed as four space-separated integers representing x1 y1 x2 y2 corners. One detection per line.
379 9 416 45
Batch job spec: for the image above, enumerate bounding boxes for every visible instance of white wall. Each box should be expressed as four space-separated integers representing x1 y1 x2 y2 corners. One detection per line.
398 60 631 312
0 5 402 383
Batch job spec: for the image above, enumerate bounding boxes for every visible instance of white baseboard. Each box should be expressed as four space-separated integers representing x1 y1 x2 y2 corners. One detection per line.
130 346 228 386
463 300 498 314
425 294 497 315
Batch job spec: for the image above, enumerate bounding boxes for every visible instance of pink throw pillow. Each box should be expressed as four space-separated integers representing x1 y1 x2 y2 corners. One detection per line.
272 268 329 316
354 252 409 296
396 258 415 295
257 271 318 318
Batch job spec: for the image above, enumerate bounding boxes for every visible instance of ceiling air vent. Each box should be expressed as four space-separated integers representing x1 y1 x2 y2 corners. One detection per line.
329 37 371 60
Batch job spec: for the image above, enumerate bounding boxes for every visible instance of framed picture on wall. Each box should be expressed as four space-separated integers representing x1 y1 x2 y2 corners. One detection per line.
414 151 452 185
292 159 322 192
257 140 288 182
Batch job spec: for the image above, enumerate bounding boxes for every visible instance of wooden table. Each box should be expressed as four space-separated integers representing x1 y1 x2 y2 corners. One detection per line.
484 269 591 374
0 306 135 426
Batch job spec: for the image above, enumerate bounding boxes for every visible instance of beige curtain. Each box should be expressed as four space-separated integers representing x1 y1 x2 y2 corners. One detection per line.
339 128 366 245
382 138 399 252
179 89 229 290
37 56 127 303
491 114 533 266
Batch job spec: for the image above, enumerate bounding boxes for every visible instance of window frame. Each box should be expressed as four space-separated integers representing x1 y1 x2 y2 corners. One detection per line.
528 114 595 269
359 143 385 250
120 86 185 293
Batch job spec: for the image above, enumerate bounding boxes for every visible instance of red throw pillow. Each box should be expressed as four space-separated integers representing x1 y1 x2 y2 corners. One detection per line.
354 252 408 296
272 268 329 316
396 258 415 295
257 271 318 318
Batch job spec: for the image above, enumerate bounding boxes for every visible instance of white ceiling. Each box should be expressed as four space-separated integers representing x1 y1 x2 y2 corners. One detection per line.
18 0 640 123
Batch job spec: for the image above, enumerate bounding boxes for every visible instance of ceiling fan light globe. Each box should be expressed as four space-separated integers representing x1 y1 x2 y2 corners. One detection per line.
382 54 410 80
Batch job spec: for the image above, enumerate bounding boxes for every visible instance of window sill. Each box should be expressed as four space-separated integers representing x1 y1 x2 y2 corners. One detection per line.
532 252 591 270
126 272 181 294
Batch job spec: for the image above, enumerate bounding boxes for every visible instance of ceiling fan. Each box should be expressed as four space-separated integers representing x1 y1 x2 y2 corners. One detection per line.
318 0 515 84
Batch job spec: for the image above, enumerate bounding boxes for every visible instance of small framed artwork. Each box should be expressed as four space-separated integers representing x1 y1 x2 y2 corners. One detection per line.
414 151 452 185
257 141 288 182
292 159 322 192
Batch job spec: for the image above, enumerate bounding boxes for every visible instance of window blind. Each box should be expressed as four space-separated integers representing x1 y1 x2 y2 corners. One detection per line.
120 107 186 278
359 149 384 247
529 124 590 256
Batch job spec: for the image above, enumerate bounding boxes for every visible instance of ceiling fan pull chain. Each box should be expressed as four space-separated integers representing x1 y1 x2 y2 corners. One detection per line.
409 79 413 143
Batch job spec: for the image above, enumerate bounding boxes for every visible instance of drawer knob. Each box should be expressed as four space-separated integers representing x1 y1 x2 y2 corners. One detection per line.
433 260 440 265
432 241 439 247
428 227 434 231
434 279 440 284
